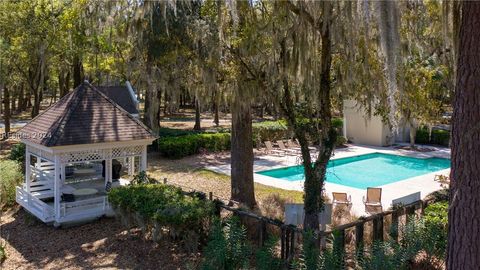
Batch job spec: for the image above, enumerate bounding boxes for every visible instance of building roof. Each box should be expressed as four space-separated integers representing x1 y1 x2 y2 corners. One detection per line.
19 82 156 147
96 85 139 115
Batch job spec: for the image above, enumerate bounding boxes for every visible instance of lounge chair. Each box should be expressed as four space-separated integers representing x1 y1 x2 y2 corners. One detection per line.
264 141 285 156
332 192 352 205
277 140 300 155
363 187 382 207
290 139 318 153
287 139 302 151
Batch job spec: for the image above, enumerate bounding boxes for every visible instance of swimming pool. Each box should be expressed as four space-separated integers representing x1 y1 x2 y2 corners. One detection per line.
256 153 450 189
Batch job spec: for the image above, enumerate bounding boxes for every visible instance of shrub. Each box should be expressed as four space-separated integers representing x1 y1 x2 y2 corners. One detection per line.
252 120 291 144
422 202 448 260
415 127 430 144
424 202 448 227
335 136 347 147
157 133 231 159
108 183 215 248
0 160 23 207
9 143 25 164
159 127 200 138
415 127 450 147
331 118 343 130
431 129 450 146
130 171 157 185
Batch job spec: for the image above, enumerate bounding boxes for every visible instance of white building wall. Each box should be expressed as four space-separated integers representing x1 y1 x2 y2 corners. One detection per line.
343 100 393 147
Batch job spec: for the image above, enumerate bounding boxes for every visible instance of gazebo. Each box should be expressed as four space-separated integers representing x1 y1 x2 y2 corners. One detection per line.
15 81 156 226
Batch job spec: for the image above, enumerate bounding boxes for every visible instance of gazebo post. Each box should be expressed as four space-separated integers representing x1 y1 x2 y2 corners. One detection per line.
105 158 112 186
141 146 147 172
54 155 61 224
128 157 134 176
25 150 31 193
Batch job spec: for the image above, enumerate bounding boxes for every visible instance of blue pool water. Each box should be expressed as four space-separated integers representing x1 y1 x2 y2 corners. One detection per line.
256 153 450 189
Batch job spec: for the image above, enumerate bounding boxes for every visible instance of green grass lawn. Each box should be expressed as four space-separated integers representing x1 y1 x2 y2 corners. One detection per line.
195 169 304 203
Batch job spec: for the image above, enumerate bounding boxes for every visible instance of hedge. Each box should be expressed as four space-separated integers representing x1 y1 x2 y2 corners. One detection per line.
159 127 200 138
415 128 430 144
157 133 231 158
415 127 450 147
431 129 450 146
252 120 291 144
252 118 343 145
157 119 345 158
108 183 215 247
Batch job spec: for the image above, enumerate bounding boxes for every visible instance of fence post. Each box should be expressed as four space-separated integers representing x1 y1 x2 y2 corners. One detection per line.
208 192 213 201
419 200 425 216
163 178 167 184
372 216 384 242
390 210 399 242
281 227 286 260
337 229 346 254
406 205 416 227
285 228 291 260
355 222 364 251
289 227 295 261
259 220 267 247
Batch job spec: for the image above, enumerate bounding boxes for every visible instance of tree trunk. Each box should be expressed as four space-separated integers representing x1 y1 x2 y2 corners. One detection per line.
230 86 256 209
143 65 160 133
409 121 416 148
194 97 201 131
3 86 11 136
11 89 16 112
31 87 40 118
18 83 25 112
447 3 480 269
157 89 162 128
26 91 32 108
73 54 83 87
213 91 220 126
59 70 70 98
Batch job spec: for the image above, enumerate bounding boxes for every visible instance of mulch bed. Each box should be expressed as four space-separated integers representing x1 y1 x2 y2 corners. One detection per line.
0 207 200 270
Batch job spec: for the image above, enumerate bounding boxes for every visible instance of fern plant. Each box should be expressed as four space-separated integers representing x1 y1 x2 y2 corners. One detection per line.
201 217 250 270
292 230 345 270
318 230 345 270
255 236 283 270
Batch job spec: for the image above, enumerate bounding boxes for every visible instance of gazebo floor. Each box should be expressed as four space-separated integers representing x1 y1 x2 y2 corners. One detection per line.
17 178 130 226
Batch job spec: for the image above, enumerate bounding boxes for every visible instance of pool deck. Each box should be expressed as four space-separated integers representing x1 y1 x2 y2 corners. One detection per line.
206 144 450 216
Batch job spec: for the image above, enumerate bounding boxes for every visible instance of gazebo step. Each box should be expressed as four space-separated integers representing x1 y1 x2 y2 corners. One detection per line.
31 190 54 199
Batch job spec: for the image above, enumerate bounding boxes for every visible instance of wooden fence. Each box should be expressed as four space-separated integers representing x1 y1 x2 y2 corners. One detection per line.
162 178 435 264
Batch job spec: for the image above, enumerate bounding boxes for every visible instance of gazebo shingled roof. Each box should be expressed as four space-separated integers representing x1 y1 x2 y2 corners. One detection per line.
19 81 155 147
96 85 139 115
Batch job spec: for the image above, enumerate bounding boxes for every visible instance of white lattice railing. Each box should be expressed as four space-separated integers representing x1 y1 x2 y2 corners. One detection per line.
16 186 55 222
59 145 144 163
60 196 109 220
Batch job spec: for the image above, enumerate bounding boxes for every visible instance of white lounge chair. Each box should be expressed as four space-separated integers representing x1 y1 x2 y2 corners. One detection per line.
277 140 300 155
363 187 382 207
332 192 352 206
264 141 285 156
